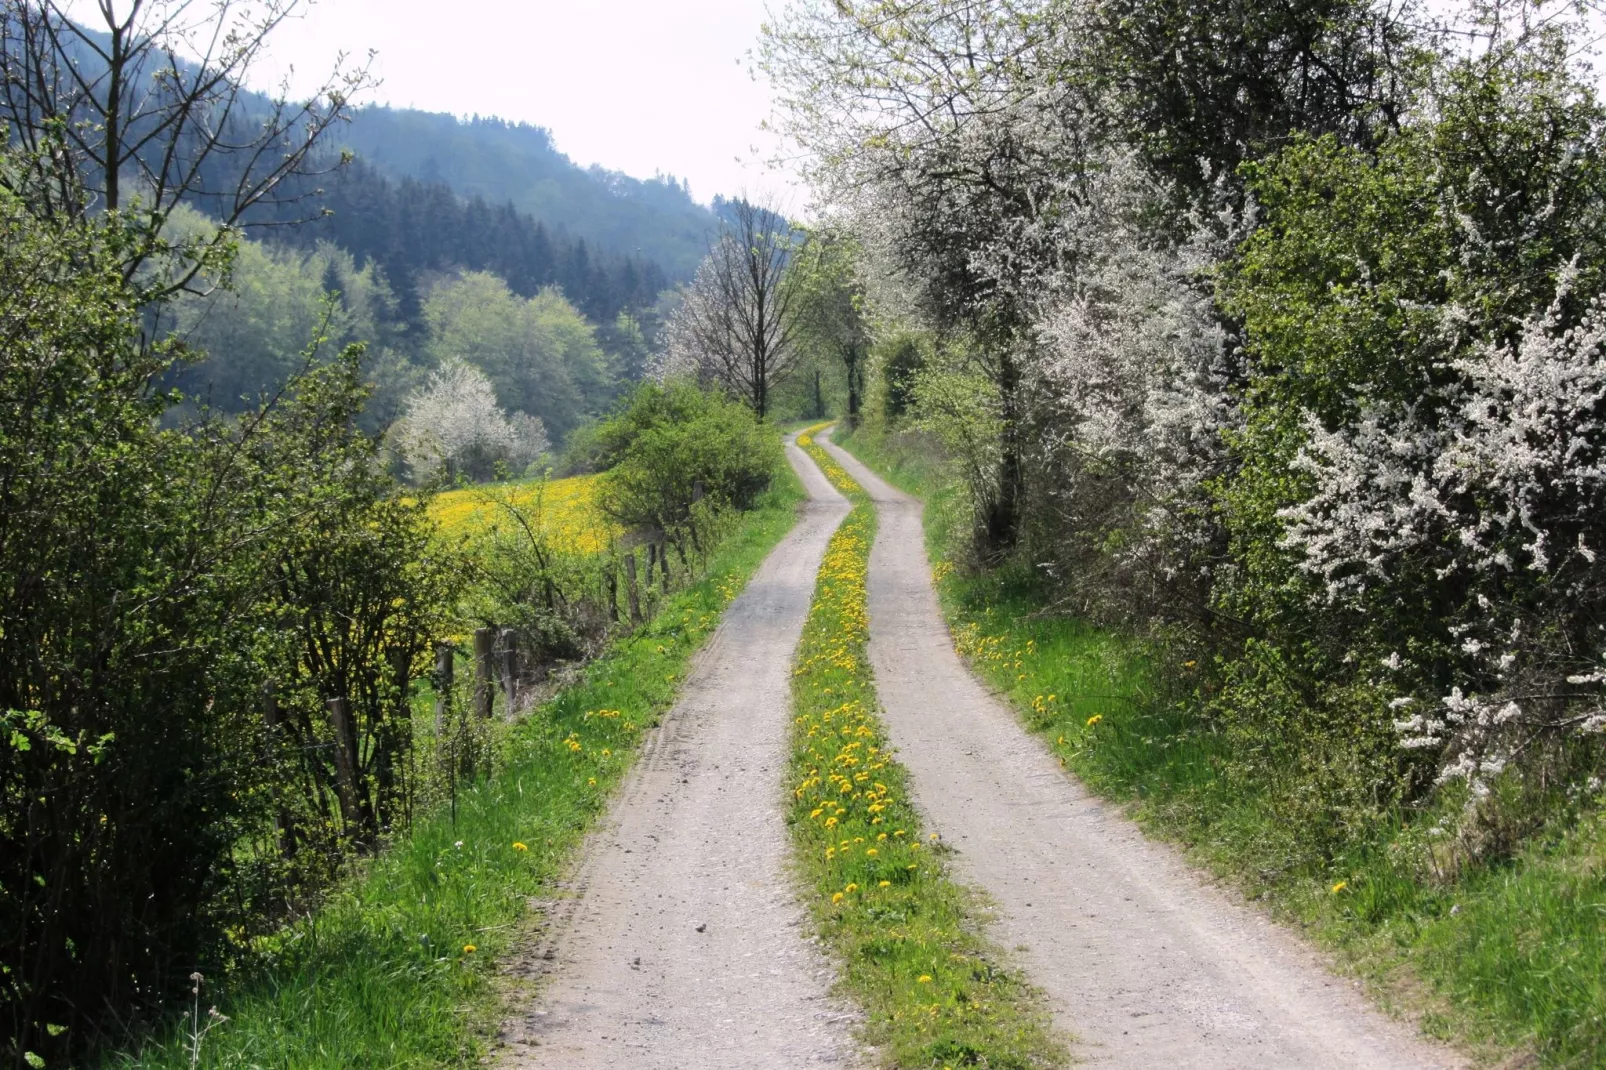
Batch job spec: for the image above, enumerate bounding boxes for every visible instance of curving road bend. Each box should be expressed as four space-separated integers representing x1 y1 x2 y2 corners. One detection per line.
818 429 1464 1070
502 434 860 1070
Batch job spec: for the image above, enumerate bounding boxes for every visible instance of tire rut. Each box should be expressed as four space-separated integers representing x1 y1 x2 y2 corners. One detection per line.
818 430 1465 1070
499 435 862 1070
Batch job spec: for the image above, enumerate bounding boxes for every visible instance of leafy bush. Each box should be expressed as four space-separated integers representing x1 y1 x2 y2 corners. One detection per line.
592 380 782 532
0 176 456 1063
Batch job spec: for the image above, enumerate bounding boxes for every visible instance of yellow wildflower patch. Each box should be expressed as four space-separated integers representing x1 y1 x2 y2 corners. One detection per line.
428 474 616 554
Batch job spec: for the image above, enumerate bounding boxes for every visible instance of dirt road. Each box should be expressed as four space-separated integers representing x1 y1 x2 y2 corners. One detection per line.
502 435 859 1070
819 431 1463 1070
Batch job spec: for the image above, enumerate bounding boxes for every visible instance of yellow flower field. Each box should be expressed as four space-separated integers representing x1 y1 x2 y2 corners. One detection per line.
428 474 618 554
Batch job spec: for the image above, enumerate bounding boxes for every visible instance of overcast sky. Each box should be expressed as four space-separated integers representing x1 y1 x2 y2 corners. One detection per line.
241 0 798 206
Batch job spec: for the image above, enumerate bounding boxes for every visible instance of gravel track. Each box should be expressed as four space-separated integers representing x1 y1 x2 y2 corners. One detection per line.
819 430 1465 1070
500 435 860 1070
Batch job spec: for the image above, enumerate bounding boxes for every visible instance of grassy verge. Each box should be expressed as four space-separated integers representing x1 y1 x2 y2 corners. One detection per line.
834 425 1606 1068
107 466 806 1069
787 426 1064 1070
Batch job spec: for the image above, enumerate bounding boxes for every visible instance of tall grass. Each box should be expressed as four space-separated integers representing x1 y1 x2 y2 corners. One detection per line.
835 425 1606 1068
105 469 805 1069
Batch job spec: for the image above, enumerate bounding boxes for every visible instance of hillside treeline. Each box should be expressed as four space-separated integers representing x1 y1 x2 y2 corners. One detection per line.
268 158 672 331
330 108 715 279
767 0 1606 938
167 157 674 440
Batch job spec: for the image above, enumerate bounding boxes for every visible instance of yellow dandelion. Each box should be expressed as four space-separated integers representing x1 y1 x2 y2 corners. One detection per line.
512 842 528 851
463 944 476 954
917 975 932 984
1086 714 1103 726
832 892 844 904
1331 880 1348 894
879 880 891 887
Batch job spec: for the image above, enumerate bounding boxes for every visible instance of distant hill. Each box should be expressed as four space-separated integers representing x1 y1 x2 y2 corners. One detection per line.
335 108 718 279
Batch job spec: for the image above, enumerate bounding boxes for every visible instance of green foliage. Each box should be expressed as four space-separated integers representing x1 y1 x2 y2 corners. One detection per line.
791 230 870 421
879 334 926 422
0 171 459 1063
1094 0 1417 199
161 206 405 414
423 273 609 443
1208 42 1606 836
589 381 782 532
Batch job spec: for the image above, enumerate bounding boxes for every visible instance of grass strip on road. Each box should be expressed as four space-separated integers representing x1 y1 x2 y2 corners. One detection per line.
788 425 1064 1070
108 468 805 1069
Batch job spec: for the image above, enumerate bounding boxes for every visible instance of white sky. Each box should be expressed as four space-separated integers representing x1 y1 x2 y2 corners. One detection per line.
260 0 798 206
62 0 801 207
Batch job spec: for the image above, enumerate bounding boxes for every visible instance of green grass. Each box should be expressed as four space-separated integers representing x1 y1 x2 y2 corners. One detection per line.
835 424 1606 1069
106 467 806 1069
786 426 1064 1069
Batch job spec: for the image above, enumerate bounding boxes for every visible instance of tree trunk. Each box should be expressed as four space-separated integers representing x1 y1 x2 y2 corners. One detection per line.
983 347 1024 555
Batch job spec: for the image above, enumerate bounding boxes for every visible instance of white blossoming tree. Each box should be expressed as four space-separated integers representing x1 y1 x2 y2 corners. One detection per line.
396 360 548 482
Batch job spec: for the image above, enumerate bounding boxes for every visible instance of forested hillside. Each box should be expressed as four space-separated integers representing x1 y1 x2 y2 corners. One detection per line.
333 109 717 278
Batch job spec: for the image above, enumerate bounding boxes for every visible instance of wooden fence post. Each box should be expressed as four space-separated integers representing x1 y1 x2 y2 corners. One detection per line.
473 627 495 719
326 696 362 834
498 627 518 712
606 563 620 622
624 552 643 624
433 643 454 734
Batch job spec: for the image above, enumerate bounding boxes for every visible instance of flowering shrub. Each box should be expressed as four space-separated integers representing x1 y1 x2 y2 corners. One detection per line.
769 0 1606 853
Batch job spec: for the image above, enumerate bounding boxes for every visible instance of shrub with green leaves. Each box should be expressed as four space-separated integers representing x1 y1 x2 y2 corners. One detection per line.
0 166 456 1063
591 380 782 532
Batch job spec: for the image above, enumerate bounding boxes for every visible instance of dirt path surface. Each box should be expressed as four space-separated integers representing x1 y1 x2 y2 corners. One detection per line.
501 435 860 1070
819 431 1464 1070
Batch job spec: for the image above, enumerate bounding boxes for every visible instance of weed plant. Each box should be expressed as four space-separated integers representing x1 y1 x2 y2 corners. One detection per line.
787 425 1064 1069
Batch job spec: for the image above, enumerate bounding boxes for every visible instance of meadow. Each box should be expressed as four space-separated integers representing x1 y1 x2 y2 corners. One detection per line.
428 474 617 553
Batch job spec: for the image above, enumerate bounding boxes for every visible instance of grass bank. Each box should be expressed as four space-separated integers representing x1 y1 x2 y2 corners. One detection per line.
834 425 1606 1069
106 466 805 1069
787 426 1063 1069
